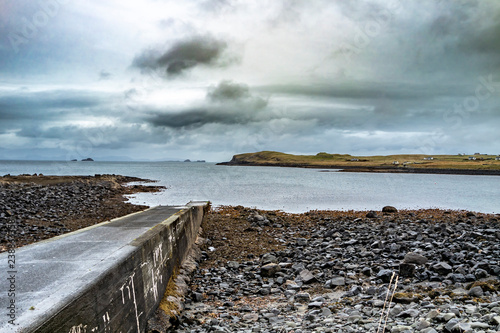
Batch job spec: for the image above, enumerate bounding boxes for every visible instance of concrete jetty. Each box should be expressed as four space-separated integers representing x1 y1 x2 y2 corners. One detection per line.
0 202 208 332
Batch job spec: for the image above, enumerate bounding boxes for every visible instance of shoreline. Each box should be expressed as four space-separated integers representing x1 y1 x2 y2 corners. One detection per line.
217 161 500 176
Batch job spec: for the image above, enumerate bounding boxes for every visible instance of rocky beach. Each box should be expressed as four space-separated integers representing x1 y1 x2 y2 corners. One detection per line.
167 206 500 333
0 174 164 252
1 174 499 332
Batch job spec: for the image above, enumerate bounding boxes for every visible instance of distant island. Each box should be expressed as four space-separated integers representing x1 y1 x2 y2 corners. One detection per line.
184 159 206 163
82 158 94 162
218 151 500 176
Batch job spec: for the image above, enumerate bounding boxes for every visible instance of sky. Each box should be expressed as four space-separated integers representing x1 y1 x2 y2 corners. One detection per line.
0 0 499 162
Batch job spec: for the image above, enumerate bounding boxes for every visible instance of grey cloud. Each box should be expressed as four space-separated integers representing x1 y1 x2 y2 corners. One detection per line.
458 21 500 55
132 35 232 77
258 81 471 101
15 123 150 148
146 104 267 129
0 90 104 122
206 80 268 108
207 81 250 102
147 108 241 129
145 81 269 129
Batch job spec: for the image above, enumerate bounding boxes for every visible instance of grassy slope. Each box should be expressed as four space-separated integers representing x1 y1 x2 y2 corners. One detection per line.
228 151 500 170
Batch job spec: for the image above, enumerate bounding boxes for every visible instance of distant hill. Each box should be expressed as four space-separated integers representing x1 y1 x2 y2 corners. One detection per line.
217 151 500 175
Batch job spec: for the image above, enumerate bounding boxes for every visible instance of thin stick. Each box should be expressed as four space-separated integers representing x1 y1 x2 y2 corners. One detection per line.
382 275 399 333
376 272 395 333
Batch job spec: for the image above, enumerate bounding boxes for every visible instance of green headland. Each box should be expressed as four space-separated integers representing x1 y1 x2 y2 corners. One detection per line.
218 151 500 175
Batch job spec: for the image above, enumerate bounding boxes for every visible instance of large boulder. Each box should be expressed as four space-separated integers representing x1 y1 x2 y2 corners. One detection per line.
382 206 398 213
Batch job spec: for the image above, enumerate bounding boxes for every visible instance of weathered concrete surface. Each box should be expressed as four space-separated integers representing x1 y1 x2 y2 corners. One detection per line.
0 201 208 333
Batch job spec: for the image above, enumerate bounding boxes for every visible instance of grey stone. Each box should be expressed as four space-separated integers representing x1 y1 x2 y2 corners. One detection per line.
227 261 240 269
376 269 395 283
295 293 311 303
403 252 429 265
397 308 420 318
433 262 453 275
298 269 317 284
415 319 431 330
308 302 323 308
444 318 460 332
296 238 308 246
420 329 438 333
261 263 281 277
468 286 484 297
451 322 471 332
326 276 345 287
261 253 278 265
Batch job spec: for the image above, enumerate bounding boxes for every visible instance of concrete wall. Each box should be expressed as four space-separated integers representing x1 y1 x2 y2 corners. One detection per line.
2 202 207 333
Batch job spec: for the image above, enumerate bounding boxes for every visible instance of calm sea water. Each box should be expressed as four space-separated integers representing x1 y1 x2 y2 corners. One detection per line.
0 160 498 213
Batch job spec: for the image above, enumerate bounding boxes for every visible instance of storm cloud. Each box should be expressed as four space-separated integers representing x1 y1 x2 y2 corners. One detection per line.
207 81 251 102
145 81 268 129
132 35 233 77
0 0 499 161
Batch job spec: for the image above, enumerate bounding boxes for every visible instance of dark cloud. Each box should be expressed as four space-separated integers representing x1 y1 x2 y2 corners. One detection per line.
458 21 500 55
147 108 240 129
207 80 250 101
144 81 268 129
132 35 232 77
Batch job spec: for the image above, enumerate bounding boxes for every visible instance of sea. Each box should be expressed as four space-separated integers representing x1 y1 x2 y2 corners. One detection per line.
0 160 498 214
